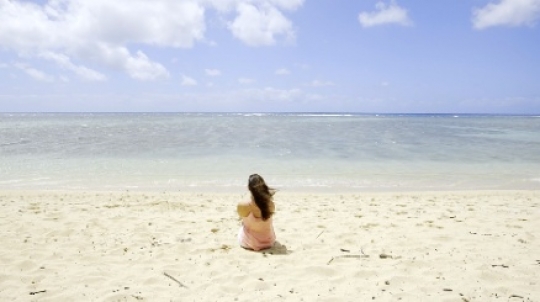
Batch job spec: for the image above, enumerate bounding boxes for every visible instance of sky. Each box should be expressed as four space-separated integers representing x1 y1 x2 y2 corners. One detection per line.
0 0 539 113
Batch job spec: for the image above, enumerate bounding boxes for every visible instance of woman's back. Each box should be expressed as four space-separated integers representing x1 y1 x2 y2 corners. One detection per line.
238 209 275 250
237 174 276 251
242 207 274 232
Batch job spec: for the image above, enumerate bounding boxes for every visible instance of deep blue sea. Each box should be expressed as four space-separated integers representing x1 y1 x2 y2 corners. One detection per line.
1 113 539 191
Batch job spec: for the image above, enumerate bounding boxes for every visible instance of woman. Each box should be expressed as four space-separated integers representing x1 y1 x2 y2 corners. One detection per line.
237 174 276 251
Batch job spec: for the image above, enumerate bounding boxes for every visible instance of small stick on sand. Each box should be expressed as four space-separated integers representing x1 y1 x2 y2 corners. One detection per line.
29 290 47 295
327 254 369 265
163 272 188 288
316 231 325 239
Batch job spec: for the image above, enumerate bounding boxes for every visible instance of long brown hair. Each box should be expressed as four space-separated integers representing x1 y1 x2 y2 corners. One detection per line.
248 174 275 220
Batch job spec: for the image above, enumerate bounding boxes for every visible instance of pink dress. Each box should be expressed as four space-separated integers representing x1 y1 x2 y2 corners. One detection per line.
238 212 276 251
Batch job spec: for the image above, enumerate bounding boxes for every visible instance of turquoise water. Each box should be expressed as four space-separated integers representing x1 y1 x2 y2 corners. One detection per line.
0 113 539 191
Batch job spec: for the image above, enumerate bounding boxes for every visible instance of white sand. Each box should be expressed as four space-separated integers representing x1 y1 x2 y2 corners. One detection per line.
0 190 539 301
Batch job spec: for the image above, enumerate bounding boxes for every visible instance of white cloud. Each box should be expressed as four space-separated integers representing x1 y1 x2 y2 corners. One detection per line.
0 0 206 80
241 87 303 102
310 80 335 87
228 3 295 46
0 0 304 81
92 45 169 81
125 51 170 81
39 51 106 81
358 1 412 28
206 0 304 14
472 0 540 29
181 75 198 86
267 0 305 11
205 69 222 76
14 63 54 82
50 1 207 48
275 68 290 75
238 77 255 84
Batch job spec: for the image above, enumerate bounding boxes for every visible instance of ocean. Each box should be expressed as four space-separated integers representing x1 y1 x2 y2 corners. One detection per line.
0 113 539 192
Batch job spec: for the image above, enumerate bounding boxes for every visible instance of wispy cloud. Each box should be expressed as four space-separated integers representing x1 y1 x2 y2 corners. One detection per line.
275 68 290 75
238 77 255 84
205 69 221 76
40 51 106 81
309 80 334 87
358 1 412 28
181 75 198 86
15 63 54 82
472 0 540 29
240 87 303 102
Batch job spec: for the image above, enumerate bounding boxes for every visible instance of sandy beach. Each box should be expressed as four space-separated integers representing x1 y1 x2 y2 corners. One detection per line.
0 190 538 301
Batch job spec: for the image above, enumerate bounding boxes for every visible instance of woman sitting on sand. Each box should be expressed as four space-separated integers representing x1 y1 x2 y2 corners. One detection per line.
237 174 276 251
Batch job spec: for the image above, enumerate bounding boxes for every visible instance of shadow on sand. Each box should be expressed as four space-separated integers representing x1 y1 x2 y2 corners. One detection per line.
261 241 291 255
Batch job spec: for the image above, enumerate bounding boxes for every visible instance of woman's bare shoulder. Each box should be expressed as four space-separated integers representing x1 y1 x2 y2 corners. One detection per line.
237 200 252 217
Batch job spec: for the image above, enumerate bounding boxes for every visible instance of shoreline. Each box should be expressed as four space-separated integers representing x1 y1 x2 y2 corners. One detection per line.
1 190 538 301
0 186 538 194
2 171 538 193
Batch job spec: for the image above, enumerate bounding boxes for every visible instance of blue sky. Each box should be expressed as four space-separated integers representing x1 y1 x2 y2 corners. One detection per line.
1 0 539 113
